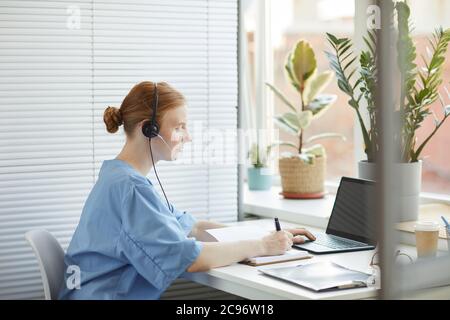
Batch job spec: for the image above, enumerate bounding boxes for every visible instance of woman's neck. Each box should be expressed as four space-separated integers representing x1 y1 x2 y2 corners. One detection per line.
116 139 159 176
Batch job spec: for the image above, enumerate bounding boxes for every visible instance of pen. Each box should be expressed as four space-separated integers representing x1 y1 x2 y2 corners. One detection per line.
441 216 450 229
274 217 281 231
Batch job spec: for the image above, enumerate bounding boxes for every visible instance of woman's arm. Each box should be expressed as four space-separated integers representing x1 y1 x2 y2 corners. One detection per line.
189 220 228 242
186 240 264 272
186 231 294 272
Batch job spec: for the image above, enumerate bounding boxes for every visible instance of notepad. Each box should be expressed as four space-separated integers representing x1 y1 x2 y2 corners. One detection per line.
205 226 313 266
245 250 312 266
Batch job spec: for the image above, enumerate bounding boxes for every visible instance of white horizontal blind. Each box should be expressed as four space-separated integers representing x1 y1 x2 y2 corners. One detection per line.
0 0 94 299
92 0 211 220
162 0 239 300
206 0 238 223
0 0 238 300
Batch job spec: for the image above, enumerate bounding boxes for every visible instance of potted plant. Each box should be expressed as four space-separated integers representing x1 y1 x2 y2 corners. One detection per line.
326 2 450 221
266 40 345 199
247 143 272 191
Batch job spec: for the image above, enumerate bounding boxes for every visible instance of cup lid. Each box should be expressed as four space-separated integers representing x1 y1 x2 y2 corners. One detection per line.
414 220 440 231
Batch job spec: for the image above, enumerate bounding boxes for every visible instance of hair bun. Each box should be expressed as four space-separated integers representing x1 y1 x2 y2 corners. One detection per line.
103 106 123 133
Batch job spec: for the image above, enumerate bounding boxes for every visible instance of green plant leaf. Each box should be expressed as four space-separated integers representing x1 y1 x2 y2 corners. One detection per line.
298 110 313 129
396 1 417 111
406 27 450 161
249 143 274 168
303 144 326 158
273 116 299 135
281 112 301 131
326 32 372 158
284 53 301 91
338 79 352 95
270 141 298 151
288 40 317 90
326 33 339 45
445 105 450 116
303 71 334 105
248 143 260 167
298 153 314 164
306 94 337 118
363 30 377 56
265 82 296 112
305 133 346 144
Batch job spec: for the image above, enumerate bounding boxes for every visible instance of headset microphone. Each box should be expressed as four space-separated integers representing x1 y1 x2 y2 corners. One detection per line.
156 134 171 151
156 133 184 159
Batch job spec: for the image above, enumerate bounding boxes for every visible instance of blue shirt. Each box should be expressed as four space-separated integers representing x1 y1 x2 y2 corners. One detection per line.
58 159 202 300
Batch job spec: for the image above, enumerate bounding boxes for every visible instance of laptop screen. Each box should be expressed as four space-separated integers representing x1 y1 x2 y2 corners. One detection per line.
326 177 377 245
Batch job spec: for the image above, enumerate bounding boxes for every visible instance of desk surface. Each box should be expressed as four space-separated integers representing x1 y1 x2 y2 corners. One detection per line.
183 219 402 300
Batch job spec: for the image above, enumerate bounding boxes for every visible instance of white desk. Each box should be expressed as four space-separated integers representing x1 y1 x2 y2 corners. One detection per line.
188 186 450 299
183 219 394 300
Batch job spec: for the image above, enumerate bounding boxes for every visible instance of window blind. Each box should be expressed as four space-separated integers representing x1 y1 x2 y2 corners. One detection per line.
0 0 238 300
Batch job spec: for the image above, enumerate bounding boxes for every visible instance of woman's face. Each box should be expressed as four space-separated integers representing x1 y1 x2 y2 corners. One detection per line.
154 105 192 161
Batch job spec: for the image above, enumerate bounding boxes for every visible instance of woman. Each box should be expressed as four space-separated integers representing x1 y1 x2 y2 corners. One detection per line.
59 81 315 299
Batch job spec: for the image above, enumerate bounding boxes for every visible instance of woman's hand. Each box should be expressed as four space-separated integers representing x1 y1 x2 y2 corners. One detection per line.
261 230 293 256
285 228 316 244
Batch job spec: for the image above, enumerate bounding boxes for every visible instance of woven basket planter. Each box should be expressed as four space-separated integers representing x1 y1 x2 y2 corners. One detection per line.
278 155 326 199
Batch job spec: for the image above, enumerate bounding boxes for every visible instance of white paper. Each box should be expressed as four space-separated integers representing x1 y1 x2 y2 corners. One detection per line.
205 226 312 265
205 226 271 242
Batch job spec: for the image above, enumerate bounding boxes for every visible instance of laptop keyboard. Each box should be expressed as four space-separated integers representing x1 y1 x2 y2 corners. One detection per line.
312 233 367 249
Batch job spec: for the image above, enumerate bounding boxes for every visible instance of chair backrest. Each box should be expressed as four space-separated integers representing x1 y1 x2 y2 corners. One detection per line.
25 229 65 300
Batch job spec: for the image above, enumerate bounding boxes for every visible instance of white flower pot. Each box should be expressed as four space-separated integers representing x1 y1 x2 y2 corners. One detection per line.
358 160 422 222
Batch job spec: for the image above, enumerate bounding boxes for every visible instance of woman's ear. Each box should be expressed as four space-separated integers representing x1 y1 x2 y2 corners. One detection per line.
138 119 147 128
135 119 149 139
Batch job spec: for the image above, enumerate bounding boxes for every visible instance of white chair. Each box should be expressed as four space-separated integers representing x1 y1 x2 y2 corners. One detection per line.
25 229 65 300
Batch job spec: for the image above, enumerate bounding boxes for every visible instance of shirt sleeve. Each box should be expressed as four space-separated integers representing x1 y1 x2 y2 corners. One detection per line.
116 183 203 291
171 204 197 237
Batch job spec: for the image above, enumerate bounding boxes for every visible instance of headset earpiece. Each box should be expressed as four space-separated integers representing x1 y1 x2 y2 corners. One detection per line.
142 121 159 138
142 82 160 139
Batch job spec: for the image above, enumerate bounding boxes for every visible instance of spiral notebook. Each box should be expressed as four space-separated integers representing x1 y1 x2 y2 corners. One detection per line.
205 226 313 266
245 250 312 266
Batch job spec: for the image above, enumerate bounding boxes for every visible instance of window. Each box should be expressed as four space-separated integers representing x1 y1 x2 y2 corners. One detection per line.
245 0 356 183
270 0 355 182
407 0 450 195
244 0 450 196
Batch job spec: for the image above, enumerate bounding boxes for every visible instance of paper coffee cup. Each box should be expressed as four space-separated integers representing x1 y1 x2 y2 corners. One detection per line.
415 221 440 258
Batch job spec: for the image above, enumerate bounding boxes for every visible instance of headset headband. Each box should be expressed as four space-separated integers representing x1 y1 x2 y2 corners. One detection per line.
142 82 160 138
150 83 158 130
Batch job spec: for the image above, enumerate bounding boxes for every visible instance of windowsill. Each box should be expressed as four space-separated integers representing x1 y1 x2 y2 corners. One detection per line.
247 176 450 205
243 184 336 229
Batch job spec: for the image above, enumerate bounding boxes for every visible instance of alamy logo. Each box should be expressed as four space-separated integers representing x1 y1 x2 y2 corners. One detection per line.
66 265 81 290
367 5 381 30
66 5 81 30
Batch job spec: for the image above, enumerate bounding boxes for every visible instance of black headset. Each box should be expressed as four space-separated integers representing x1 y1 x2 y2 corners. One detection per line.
142 83 160 139
141 82 172 212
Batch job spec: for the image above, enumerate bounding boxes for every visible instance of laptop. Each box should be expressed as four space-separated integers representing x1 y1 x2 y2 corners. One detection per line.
293 177 377 254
